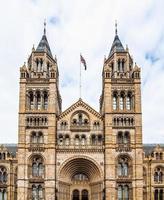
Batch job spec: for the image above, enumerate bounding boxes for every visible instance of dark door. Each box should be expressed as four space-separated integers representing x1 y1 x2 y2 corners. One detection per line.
72 189 80 200
82 189 88 200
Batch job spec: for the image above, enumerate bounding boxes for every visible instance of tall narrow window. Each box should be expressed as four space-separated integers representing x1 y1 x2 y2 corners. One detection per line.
120 94 124 110
122 59 125 72
124 185 129 200
43 91 48 110
113 94 117 110
118 186 123 200
118 59 121 72
29 92 34 110
36 92 41 110
117 132 123 144
160 190 163 200
65 135 70 146
126 93 132 110
154 190 158 200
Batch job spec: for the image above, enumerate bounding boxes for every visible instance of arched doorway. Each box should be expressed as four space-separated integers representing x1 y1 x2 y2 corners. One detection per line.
58 157 103 200
82 189 89 200
72 189 80 200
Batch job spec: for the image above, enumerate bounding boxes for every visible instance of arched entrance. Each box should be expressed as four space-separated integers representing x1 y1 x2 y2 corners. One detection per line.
58 157 103 200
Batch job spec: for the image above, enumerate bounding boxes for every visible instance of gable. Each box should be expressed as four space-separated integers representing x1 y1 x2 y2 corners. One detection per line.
58 99 102 128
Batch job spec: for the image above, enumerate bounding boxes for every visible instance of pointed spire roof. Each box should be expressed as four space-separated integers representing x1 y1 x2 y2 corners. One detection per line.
109 21 125 57
36 21 53 58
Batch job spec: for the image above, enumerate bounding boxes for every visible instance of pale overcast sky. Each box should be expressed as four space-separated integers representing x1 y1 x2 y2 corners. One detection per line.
0 0 164 143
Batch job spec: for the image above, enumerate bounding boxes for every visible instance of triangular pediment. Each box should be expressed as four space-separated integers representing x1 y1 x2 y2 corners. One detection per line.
59 98 102 120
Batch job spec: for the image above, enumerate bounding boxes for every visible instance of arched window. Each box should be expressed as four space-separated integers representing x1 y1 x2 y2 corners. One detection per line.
154 167 163 183
124 185 129 200
93 121 100 130
126 93 132 110
32 157 44 178
75 135 80 145
58 134 64 145
81 135 86 145
82 189 89 200
72 189 80 200
60 121 68 130
36 91 41 110
38 132 44 143
29 91 34 110
0 167 7 184
31 132 44 144
65 135 70 146
32 184 43 200
124 132 130 144
98 134 103 145
117 132 123 144
122 59 125 72
113 93 117 110
91 134 96 145
43 91 48 110
118 59 121 72
31 132 37 143
119 93 124 110
117 157 129 177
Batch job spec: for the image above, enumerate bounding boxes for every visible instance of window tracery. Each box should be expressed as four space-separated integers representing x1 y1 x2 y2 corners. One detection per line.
0 167 7 184
154 167 163 183
31 157 44 178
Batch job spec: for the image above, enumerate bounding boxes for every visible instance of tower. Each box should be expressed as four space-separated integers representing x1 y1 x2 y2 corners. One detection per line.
100 23 143 200
17 23 61 199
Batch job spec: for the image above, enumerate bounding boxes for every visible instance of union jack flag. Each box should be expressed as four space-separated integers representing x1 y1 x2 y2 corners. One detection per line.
80 54 87 70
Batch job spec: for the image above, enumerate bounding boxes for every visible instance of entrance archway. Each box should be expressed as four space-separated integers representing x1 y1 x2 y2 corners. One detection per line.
58 157 103 200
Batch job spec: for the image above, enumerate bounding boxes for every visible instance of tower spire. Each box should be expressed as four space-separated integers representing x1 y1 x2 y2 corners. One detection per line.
44 19 46 35
115 20 118 35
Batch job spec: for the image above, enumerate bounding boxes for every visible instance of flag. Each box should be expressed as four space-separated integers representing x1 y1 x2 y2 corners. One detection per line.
80 54 87 70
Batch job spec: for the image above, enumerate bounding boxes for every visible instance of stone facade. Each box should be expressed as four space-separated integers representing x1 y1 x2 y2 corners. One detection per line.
0 25 164 200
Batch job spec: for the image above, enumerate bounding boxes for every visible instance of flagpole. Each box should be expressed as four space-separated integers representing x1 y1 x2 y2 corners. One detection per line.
80 54 82 99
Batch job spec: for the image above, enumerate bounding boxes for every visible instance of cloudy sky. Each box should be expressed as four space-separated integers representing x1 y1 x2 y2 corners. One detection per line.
0 0 164 143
